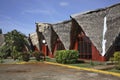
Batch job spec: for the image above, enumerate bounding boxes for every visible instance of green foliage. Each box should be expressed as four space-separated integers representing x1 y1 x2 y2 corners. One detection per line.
11 46 20 60
21 52 30 62
0 52 4 63
55 50 78 64
5 30 27 52
0 45 11 59
109 57 114 64
0 58 4 63
33 51 45 61
0 48 4 58
0 30 29 59
114 52 120 62
113 52 120 70
90 60 94 66
0 28 2 34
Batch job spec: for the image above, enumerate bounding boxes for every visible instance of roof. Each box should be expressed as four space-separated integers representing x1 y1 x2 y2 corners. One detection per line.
42 24 53 52
52 20 71 50
29 32 39 49
71 3 120 56
71 3 120 18
36 20 72 52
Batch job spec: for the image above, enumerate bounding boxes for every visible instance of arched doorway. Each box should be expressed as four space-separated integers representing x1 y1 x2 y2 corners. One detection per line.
53 38 65 54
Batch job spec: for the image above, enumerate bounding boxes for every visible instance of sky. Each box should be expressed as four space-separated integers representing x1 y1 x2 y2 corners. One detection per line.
0 0 120 36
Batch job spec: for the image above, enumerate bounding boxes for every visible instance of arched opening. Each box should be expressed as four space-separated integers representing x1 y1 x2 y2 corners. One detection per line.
77 33 92 59
115 33 120 51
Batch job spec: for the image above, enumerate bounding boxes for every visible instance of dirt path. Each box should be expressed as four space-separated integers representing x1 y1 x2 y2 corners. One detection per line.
0 63 120 80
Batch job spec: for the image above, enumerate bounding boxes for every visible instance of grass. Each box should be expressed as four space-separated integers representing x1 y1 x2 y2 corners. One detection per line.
45 57 56 63
45 58 120 73
68 63 92 68
68 60 105 68
107 68 120 73
44 57 120 73
45 57 105 68
1 56 120 73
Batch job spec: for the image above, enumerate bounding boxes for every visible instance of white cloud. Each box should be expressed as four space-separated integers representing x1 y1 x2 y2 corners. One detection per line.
22 9 51 14
59 2 69 6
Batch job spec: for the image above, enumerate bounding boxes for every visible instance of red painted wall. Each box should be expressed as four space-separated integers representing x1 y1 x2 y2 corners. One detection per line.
42 44 46 56
74 39 78 50
34 46 39 51
42 44 54 58
74 38 106 61
49 52 54 58
92 44 106 61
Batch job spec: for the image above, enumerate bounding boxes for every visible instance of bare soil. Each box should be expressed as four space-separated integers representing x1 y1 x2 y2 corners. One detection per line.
0 63 120 80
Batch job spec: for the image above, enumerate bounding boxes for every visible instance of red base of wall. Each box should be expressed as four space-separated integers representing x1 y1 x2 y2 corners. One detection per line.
42 45 54 58
73 40 107 61
92 44 106 61
42 40 107 61
42 45 46 56
48 52 54 58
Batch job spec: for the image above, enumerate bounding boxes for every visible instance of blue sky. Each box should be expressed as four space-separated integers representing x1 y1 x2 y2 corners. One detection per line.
0 0 120 36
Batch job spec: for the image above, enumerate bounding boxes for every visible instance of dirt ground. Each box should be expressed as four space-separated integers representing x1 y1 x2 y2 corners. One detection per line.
0 63 120 80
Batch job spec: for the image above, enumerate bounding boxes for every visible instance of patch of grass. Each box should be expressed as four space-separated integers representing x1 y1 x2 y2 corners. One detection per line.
45 57 56 63
45 58 106 68
69 63 92 68
90 61 105 66
68 60 105 68
107 68 120 73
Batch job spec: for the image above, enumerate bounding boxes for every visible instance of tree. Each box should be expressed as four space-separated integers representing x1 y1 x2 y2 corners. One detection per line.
0 29 2 34
1 29 30 59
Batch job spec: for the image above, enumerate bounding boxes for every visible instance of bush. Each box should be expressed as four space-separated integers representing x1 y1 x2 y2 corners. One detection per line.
55 50 78 64
12 49 21 60
109 57 114 64
33 51 45 61
0 45 10 59
114 52 120 62
0 57 4 63
21 52 30 62
113 52 120 70
90 60 95 66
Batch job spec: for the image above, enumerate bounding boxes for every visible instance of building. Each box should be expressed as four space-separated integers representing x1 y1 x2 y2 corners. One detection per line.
35 23 53 57
70 3 120 61
29 32 39 51
0 29 5 47
30 3 120 61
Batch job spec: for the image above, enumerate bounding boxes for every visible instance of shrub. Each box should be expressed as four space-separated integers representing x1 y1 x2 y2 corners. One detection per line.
113 52 120 70
90 60 95 66
33 51 45 61
0 45 10 59
114 52 120 62
0 56 4 63
21 52 30 62
55 50 78 64
11 49 20 60
109 57 114 64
